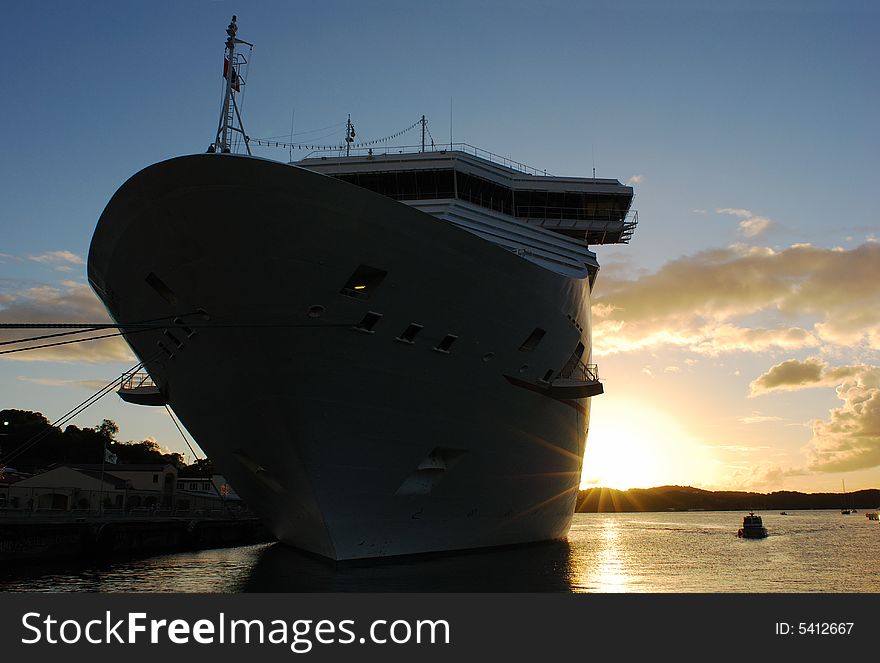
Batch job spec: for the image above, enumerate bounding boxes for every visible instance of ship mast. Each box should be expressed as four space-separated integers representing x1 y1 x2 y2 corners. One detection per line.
344 115 356 157
420 114 426 152
211 15 253 155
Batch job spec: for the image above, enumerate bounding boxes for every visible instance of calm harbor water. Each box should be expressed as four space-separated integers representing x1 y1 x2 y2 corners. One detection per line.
3 511 878 592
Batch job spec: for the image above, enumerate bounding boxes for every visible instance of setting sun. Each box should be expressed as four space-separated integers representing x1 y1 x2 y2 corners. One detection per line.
580 399 715 490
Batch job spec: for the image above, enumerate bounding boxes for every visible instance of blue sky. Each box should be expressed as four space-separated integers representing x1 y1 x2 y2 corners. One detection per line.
2 1 878 490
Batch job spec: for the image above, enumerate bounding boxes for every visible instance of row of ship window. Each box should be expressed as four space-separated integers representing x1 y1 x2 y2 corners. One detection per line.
350 309 582 386
341 263 553 353
353 309 549 358
354 312 457 353
143 264 583 378
338 263 585 383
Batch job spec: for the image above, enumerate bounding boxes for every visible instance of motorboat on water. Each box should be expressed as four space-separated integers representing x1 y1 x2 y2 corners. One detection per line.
737 512 768 539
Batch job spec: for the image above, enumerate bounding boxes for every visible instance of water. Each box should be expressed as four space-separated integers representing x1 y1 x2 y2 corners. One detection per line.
2 511 878 592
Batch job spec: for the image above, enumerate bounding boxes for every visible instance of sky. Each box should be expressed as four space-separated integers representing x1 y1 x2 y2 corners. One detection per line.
1 1 878 493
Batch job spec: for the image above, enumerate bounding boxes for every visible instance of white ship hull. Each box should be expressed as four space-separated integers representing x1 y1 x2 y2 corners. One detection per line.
88 154 594 560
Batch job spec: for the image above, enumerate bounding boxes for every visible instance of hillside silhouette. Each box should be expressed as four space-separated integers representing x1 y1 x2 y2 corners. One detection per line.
576 485 880 512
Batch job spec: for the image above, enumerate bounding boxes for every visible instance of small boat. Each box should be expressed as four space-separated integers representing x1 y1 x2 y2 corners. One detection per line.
737 512 769 539
866 512 878 521
841 480 852 514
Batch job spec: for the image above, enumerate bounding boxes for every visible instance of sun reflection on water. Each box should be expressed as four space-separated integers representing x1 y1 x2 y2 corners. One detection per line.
570 517 631 592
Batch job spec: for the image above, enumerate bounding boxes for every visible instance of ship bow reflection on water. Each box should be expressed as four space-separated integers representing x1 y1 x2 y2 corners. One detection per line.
246 516 634 593
244 539 578 592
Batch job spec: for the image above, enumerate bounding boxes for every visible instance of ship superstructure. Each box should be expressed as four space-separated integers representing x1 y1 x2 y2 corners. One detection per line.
299 146 635 278
89 17 637 560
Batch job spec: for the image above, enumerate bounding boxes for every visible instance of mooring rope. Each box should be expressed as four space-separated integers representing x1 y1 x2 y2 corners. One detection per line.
0 358 150 466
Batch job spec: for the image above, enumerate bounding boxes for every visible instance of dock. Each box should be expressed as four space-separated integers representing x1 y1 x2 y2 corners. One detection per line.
0 515 272 562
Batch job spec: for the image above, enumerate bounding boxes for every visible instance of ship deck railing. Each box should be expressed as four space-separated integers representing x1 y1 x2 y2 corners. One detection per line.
119 370 157 392
117 370 166 406
300 142 553 177
520 209 639 244
561 360 599 383
517 206 637 224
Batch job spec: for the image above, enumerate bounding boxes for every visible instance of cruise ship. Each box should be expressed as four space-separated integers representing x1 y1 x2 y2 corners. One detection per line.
88 17 637 560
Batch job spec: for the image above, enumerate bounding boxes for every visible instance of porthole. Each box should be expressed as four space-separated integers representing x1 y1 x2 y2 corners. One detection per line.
340 264 387 299
355 311 382 333
434 334 458 354
145 272 178 305
519 328 546 352
396 323 423 344
163 329 183 349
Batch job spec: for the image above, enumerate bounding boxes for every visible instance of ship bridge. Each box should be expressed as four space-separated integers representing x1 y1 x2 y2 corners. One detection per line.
298 145 636 280
298 145 636 245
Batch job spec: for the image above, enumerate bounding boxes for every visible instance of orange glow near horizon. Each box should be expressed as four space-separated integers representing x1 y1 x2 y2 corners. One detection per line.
580 399 716 491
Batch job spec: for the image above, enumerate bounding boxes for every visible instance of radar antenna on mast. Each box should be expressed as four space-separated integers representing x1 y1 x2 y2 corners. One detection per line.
209 15 253 155
344 115 356 157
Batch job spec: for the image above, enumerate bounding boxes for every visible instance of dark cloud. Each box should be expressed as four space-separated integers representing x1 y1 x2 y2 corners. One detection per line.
749 357 826 395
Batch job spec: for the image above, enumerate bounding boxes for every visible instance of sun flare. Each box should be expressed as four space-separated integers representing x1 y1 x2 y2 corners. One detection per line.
581 399 714 490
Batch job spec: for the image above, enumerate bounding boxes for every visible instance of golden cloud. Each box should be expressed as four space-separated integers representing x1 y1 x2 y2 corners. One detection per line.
749 357 826 395
726 463 789 491
750 359 880 473
0 279 132 363
749 357 869 396
593 242 880 355
807 366 880 473
15 376 110 390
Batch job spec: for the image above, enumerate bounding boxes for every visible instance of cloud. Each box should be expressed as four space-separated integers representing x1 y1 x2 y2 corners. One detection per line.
16 376 109 391
716 207 753 218
715 208 774 237
715 443 776 451
749 358 871 396
749 359 880 473
725 462 805 491
738 216 773 237
627 175 643 185
738 414 785 424
749 357 826 395
806 366 880 473
28 251 85 272
593 242 880 356
15 376 77 387
0 279 132 363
